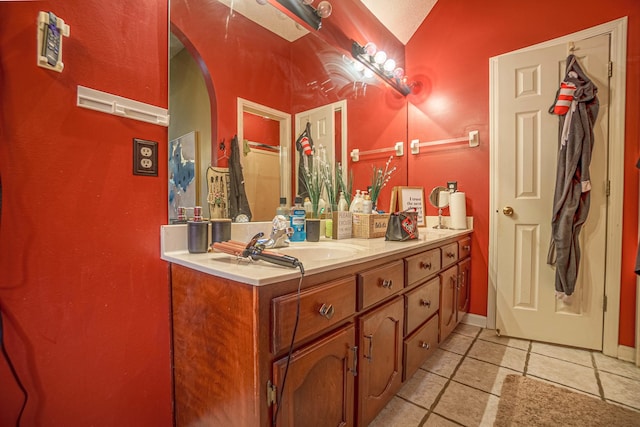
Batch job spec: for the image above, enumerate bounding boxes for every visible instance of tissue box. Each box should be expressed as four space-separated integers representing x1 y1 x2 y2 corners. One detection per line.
352 213 390 238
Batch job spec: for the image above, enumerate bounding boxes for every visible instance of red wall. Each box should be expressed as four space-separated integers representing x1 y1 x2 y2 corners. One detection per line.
406 0 640 346
0 1 172 426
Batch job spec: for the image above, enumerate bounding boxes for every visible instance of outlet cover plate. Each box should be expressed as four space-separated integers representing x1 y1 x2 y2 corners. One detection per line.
133 138 158 176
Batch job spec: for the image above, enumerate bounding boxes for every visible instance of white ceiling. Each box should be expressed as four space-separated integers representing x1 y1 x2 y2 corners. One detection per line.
360 0 437 45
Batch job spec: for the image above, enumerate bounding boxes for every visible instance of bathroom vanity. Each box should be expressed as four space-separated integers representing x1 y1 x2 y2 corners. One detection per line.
162 225 472 427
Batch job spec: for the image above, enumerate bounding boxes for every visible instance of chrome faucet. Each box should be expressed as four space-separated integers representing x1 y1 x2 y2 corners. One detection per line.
257 215 294 248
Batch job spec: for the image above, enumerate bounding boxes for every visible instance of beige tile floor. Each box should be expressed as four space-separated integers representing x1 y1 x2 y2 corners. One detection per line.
370 323 640 426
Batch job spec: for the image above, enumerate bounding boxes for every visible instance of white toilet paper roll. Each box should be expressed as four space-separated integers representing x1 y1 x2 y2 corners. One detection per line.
449 192 467 229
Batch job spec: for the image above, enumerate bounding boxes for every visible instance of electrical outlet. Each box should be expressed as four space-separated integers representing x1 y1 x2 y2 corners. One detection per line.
133 138 158 176
447 181 457 192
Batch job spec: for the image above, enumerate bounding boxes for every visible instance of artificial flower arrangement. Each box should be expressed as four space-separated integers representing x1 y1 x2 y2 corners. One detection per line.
369 155 396 211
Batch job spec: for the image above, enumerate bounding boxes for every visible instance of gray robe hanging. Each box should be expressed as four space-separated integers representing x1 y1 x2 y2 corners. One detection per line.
547 54 599 296
228 135 252 222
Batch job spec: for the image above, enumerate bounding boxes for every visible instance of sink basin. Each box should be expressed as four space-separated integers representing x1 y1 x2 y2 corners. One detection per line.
273 242 366 261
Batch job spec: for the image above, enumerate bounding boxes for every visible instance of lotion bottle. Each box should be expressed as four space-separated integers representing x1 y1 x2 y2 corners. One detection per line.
363 194 373 214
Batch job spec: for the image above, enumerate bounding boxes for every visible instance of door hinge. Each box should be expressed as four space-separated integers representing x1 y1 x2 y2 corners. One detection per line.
603 295 608 312
608 61 613 78
606 180 611 197
267 380 277 407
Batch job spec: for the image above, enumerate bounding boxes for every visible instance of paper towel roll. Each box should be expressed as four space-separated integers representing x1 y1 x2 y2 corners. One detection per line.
449 192 467 229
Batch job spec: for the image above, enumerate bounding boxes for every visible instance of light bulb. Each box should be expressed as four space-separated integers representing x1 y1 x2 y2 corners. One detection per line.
364 42 377 57
256 0 268 4
383 59 396 73
364 69 374 79
353 61 365 72
316 1 332 18
302 0 314 5
393 67 405 79
374 51 387 65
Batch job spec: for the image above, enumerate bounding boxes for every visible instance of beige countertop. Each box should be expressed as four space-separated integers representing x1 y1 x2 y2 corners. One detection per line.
161 219 472 286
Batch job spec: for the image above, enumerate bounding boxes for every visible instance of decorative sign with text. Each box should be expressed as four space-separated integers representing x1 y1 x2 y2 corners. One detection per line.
396 186 425 226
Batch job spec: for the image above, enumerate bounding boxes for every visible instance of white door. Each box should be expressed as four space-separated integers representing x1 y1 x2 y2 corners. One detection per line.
294 101 347 197
494 34 610 349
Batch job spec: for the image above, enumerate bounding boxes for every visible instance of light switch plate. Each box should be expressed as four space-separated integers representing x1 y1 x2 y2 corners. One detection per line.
133 138 158 176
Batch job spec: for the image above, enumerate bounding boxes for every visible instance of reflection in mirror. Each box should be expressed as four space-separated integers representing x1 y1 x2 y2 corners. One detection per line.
169 41 211 217
237 98 291 221
170 0 410 221
429 186 450 229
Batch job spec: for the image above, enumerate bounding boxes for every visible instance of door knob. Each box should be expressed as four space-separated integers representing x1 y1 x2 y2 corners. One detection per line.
503 206 514 216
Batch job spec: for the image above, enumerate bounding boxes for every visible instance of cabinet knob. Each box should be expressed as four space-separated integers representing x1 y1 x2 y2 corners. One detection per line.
318 303 335 320
420 342 430 350
446 252 455 258
463 245 471 251
420 299 431 308
381 279 393 289
420 261 432 270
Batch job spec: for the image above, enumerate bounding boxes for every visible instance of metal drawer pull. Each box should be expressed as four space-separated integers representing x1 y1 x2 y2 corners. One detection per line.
420 299 431 308
420 342 430 350
350 346 358 376
420 261 432 270
381 279 393 289
318 303 335 320
446 252 455 258
364 334 374 362
463 245 471 251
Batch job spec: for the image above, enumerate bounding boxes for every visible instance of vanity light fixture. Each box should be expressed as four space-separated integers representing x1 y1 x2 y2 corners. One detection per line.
267 0 332 31
351 41 412 96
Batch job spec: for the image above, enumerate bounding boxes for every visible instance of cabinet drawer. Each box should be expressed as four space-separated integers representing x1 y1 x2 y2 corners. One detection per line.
357 260 404 310
458 236 471 260
272 276 356 354
403 314 439 381
441 242 459 269
404 276 439 335
405 248 441 286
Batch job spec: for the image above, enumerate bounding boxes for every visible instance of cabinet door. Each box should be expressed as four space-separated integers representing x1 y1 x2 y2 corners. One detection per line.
272 325 356 427
439 265 458 342
457 258 471 322
357 297 404 427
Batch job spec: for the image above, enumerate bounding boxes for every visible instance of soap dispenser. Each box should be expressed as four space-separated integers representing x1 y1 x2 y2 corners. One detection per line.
350 190 363 213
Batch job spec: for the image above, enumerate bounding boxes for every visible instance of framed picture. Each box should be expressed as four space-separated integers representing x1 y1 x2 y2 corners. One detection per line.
168 131 199 220
397 186 426 226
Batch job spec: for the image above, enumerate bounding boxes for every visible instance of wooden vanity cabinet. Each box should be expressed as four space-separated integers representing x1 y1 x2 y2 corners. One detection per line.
170 232 472 427
272 325 356 427
439 265 458 341
357 296 404 427
440 236 473 342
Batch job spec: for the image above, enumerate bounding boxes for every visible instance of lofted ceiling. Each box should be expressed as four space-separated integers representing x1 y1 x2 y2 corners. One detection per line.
210 0 436 44
170 0 437 57
360 0 437 45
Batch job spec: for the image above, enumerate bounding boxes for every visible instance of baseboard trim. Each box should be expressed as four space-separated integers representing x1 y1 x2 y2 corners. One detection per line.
618 345 636 364
461 313 487 329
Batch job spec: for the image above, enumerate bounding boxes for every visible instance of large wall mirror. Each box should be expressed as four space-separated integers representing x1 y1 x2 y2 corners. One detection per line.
169 0 409 221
